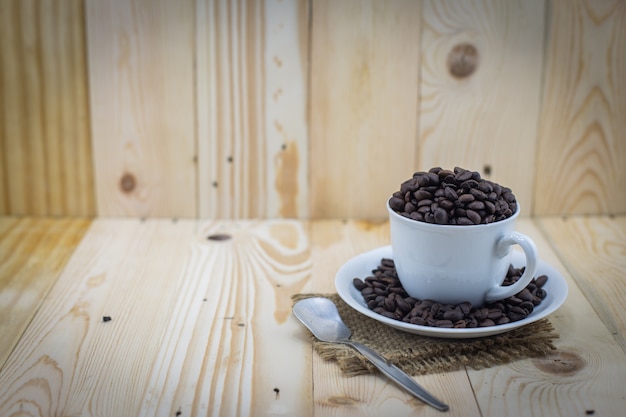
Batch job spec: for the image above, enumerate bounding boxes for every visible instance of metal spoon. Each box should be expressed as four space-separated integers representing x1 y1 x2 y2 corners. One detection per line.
293 297 449 412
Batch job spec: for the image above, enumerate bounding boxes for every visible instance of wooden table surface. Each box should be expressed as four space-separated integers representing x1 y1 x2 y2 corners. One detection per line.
0 215 625 417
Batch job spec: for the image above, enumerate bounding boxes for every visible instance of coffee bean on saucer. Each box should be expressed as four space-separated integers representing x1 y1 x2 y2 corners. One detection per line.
353 259 548 329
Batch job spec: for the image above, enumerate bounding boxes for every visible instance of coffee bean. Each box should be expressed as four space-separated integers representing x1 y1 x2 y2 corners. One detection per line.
503 191 516 203
508 312 526 322
479 319 496 327
492 302 505 312
438 169 455 180
436 320 454 328
434 207 449 224
353 278 366 291
400 179 416 195
517 288 534 302
409 211 423 221
458 193 475 204
417 199 432 208
456 170 473 182
520 301 535 314
409 317 426 325
361 287 374 296
389 197 406 212
383 297 396 311
443 308 464 322
510 306 527 316
506 296 523 306
458 216 475 225
468 201 485 210
391 167 518 225
404 202 416 213
444 187 458 200
535 275 548 287
430 303 441 317
414 190 433 201
373 287 388 296
487 309 503 320
396 298 412 314
355 260 547 329
439 198 455 210
478 181 493 194
426 172 440 185
380 310 398 319
459 302 472 315
419 203 433 213
461 179 479 190
474 308 489 320
470 188 488 201
454 320 467 328
466 209 482 224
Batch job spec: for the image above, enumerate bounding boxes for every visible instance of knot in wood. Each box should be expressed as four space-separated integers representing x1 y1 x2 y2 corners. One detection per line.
120 172 136 193
448 43 478 78
532 350 586 376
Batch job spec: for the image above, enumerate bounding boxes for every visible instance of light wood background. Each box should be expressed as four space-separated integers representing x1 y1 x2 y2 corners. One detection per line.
1 0 625 219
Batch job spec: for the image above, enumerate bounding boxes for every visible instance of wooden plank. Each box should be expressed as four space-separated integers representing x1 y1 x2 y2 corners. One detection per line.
0 217 91 368
538 215 626 350
419 0 546 217
534 0 626 216
196 0 309 219
0 0 94 216
469 218 626 416
0 219 311 416
309 0 421 220
309 220 482 416
86 0 196 218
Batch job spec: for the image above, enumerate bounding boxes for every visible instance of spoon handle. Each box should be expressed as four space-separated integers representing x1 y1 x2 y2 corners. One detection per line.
346 341 449 412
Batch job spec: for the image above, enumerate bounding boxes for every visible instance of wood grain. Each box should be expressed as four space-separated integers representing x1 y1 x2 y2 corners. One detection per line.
538 216 626 351
468 219 626 417
0 0 94 216
309 0 421 220
196 0 309 219
86 0 197 217
419 0 545 216
534 0 626 215
309 220 482 416
0 217 91 368
0 219 311 416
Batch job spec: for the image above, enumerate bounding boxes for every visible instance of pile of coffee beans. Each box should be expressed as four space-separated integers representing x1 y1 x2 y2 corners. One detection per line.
353 258 548 328
389 166 517 225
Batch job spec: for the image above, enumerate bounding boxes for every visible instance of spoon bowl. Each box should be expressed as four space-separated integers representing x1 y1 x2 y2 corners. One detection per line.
292 297 352 342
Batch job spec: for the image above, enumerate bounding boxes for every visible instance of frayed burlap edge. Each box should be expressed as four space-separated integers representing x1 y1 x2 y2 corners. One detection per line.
292 293 558 377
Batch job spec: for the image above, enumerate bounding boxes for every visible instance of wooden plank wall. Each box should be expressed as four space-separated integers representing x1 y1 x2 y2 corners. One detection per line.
0 0 94 216
1 0 624 219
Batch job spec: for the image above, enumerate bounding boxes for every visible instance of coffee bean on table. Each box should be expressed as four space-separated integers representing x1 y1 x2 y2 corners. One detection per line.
353 259 549 329
390 167 518 225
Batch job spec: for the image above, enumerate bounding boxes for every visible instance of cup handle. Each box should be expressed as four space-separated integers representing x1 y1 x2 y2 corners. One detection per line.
485 232 538 303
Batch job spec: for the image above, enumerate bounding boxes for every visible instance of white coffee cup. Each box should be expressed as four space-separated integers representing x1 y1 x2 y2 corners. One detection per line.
387 199 537 306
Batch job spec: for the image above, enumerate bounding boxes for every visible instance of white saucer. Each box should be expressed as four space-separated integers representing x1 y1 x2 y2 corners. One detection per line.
335 246 567 339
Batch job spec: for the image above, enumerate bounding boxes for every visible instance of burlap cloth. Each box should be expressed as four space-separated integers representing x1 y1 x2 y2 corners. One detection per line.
292 293 558 377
